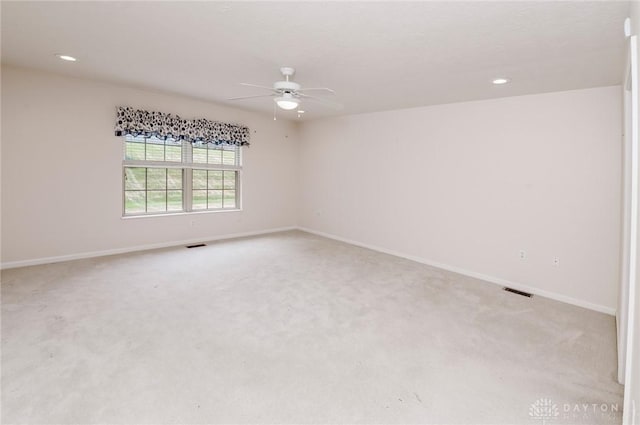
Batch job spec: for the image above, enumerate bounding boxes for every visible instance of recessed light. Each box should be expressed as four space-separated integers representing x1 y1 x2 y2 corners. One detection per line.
297 110 305 113
55 54 77 62
492 78 510 85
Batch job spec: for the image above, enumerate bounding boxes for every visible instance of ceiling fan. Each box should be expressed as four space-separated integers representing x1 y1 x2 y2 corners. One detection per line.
228 67 342 113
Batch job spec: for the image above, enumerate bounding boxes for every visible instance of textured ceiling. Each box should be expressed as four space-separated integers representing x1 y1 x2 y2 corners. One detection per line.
0 1 630 121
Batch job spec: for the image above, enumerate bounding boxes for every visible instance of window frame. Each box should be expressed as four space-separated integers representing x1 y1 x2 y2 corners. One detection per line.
122 136 242 217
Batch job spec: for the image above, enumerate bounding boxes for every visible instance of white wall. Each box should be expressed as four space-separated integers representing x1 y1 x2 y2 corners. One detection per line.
1 66 299 266
299 86 622 313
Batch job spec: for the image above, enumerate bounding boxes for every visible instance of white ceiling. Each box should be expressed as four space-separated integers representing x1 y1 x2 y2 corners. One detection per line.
1 1 630 121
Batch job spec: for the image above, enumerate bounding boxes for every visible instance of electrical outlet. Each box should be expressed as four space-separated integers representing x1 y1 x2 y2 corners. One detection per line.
519 250 526 260
553 257 560 266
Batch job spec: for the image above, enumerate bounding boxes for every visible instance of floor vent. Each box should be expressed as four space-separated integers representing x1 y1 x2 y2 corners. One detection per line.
186 243 206 249
503 287 533 298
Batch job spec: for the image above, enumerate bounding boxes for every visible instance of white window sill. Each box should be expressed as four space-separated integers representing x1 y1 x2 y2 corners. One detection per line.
121 209 242 220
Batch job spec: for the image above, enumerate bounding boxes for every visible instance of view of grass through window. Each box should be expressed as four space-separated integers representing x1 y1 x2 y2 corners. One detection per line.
124 168 183 213
123 136 240 215
192 170 237 210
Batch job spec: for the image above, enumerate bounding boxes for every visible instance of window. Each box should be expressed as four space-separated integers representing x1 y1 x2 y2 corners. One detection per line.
123 135 241 216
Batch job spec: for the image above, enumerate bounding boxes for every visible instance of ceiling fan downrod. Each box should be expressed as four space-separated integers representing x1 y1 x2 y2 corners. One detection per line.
280 67 295 82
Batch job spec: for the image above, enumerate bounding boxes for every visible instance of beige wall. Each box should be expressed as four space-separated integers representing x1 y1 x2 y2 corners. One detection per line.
1 66 299 265
298 86 622 313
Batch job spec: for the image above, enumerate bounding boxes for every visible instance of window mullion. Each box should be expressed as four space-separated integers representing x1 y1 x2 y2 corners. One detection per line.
124 160 183 169
185 168 193 212
184 141 193 212
236 170 241 209
182 163 240 171
144 168 148 213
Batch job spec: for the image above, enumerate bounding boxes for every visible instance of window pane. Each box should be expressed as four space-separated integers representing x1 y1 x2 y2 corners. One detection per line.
167 169 182 189
166 142 182 162
223 171 236 189
146 138 165 161
125 141 145 160
208 190 223 209
147 191 166 212
193 146 207 164
192 190 207 210
167 190 183 211
208 148 223 165
208 171 223 189
125 190 146 214
223 190 236 209
147 168 167 190
193 169 207 189
222 149 236 165
125 167 146 190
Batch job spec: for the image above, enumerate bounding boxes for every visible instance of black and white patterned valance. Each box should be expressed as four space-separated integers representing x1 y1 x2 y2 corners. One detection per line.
114 106 250 146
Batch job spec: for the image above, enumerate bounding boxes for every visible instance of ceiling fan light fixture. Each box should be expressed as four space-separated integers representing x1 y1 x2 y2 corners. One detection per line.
275 95 299 110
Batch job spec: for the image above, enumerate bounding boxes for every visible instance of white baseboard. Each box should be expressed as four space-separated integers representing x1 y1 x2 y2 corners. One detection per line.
0 226 297 270
297 227 617 316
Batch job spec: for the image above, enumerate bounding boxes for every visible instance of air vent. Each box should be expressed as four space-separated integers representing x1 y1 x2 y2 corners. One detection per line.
186 243 206 249
503 287 533 298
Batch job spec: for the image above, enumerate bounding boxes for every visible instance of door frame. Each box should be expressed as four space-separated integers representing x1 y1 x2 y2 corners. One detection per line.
622 33 638 425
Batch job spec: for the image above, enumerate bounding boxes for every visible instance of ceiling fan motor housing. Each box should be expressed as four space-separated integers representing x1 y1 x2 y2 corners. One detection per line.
274 81 301 93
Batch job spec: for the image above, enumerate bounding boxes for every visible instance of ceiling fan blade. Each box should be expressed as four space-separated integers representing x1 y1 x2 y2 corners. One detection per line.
298 93 343 110
227 94 275 101
297 87 335 94
239 83 274 91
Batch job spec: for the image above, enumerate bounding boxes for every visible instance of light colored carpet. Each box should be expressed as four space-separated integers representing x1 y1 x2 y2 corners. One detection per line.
1 230 623 424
